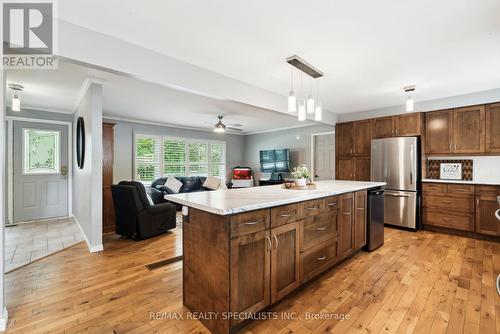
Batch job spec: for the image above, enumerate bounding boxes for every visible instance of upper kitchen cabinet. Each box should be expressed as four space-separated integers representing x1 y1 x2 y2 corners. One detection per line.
425 109 453 154
425 106 487 155
452 105 485 154
336 122 354 156
372 116 394 138
372 113 422 138
486 103 500 153
353 120 372 156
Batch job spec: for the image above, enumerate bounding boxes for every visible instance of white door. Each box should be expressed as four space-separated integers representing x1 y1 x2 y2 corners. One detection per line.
314 133 335 181
13 121 69 222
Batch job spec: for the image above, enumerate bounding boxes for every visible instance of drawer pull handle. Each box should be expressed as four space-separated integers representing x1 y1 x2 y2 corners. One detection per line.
306 207 318 210
343 212 351 215
244 220 260 225
266 236 272 252
441 200 452 204
316 226 327 231
317 256 326 261
280 213 291 218
327 202 337 206
442 217 451 221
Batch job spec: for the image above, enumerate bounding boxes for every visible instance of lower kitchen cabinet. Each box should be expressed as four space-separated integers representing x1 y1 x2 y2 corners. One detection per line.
230 230 271 325
270 222 300 303
300 238 339 283
339 192 355 259
354 191 367 248
475 195 500 236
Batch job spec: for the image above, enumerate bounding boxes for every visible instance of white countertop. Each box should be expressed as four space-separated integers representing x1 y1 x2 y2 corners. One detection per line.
165 180 386 215
422 179 500 186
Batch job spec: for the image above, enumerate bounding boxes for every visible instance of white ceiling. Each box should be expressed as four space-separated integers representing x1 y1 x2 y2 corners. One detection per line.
56 0 500 114
6 61 314 134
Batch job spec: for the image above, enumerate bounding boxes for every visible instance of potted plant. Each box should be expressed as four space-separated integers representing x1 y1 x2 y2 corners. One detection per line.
291 166 311 187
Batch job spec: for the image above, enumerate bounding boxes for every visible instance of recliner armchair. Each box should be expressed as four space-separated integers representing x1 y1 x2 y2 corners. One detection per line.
111 181 177 240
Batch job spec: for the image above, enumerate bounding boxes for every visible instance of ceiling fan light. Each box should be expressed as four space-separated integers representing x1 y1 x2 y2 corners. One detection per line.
314 105 322 121
406 96 414 112
306 94 315 114
213 125 225 133
298 103 306 121
288 90 297 113
12 94 21 112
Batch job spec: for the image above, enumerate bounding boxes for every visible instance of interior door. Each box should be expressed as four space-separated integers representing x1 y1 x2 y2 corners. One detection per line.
13 121 68 222
314 133 335 181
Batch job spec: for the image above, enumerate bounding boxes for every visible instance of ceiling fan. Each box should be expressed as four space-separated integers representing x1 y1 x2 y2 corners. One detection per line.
207 115 243 133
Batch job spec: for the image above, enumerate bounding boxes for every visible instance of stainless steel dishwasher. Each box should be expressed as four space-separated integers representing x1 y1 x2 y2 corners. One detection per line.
365 187 385 251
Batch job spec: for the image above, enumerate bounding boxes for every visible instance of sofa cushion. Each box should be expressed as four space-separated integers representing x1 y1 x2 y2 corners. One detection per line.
181 176 205 192
164 176 183 193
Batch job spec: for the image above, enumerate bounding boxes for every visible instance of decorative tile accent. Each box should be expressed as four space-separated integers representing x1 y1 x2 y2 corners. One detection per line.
427 159 473 180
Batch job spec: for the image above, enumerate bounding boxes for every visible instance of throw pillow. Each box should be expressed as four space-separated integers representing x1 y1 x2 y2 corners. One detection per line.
164 176 183 193
203 176 221 190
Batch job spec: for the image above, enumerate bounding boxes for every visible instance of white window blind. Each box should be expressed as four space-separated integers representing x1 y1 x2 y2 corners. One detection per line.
134 134 226 184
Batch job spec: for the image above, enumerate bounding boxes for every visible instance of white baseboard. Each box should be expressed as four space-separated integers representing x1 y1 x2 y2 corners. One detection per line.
72 215 104 253
0 308 8 331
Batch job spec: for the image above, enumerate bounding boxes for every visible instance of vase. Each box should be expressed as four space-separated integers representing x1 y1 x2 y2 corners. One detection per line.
295 178 307 187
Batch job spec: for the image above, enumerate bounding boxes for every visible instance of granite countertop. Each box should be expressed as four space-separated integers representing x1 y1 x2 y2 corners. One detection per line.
165 180 386 215
422 179 500 186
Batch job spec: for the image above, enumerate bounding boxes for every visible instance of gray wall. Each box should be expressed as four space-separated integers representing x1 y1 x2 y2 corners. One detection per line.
108 119 246 183
244 124 335 180
0 58 6 327
72 83 103 251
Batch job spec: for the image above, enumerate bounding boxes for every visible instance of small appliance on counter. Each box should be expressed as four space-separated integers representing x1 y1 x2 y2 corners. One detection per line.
231 166 253 188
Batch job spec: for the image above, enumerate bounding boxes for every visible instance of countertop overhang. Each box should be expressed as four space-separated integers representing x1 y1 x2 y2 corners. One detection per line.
165 180 386 215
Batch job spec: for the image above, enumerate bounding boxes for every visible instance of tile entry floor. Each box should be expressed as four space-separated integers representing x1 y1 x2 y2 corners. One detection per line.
5 217 84 273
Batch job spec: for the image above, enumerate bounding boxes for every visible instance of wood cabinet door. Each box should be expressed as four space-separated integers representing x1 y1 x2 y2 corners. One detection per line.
372 116 394 138
425 109 453 154
475 196 500 236
353 120 372 156
270 222 300 303
486 103 500 153
354 157 371 181
339 193 355 259
354 191 367 249
336 157 354 180
452 106 485 153
336 122 354 156
230 230 271 322
395 112 422 136
102 123 115 233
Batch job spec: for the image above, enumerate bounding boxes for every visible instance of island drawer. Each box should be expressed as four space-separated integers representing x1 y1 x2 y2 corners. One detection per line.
300 238 338 283
300 213 338 251
231 209 270 238
300 199 324 218
271 203 301 227
447 184 475 194
323 196 339 213
423 209 473 231
423 195 473 213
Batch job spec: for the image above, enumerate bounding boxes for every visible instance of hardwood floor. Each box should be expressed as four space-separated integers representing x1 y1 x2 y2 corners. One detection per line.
5 227 499 333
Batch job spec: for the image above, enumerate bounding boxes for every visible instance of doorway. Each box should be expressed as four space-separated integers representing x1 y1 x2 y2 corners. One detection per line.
311 132 335 181
12 120 69 222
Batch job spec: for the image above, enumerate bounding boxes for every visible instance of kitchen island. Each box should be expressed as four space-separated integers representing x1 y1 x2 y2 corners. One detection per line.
166 180 385 334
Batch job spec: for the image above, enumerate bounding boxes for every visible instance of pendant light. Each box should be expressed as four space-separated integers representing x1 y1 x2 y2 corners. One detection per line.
404 85 415 112
298 71 306 121
314 79 322 121
288 67 297 113
306 77 315 114
9 84 23 112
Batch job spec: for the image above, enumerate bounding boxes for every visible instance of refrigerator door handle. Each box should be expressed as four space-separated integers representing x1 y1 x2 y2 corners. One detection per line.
385 192 411 198
409 144 414 185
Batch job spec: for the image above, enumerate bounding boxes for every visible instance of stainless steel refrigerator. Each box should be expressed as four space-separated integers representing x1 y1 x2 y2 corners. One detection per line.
371 137 420 229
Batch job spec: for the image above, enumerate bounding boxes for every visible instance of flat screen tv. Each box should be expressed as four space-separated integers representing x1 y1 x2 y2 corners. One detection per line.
260 149 290 173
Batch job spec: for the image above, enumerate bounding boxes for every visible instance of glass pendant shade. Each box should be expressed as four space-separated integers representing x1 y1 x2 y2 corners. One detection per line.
12 94 21 112
288 90 297 113
406 96 414 112
314 105 322 121
298 103 306 121
306 94 315 114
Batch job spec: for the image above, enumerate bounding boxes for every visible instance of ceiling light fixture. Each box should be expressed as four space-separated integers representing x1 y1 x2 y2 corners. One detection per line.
213 115 226 133
9 84 24 112
286 55 324 122
404 85 415 112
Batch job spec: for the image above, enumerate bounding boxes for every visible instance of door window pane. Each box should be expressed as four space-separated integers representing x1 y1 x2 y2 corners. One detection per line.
24 129 60 174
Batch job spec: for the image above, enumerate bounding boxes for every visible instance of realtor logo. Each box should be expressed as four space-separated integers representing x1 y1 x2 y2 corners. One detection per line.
2 1 58 69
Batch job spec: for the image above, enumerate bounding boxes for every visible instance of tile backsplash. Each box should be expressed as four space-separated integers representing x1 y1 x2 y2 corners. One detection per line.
427 156 500 183
427 159 473 180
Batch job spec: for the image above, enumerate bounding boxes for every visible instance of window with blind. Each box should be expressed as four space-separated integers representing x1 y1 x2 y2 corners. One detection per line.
134 135 226 183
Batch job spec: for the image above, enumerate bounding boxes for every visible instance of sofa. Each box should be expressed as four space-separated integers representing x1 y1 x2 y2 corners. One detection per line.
149 176 214 210
111 181 177 240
